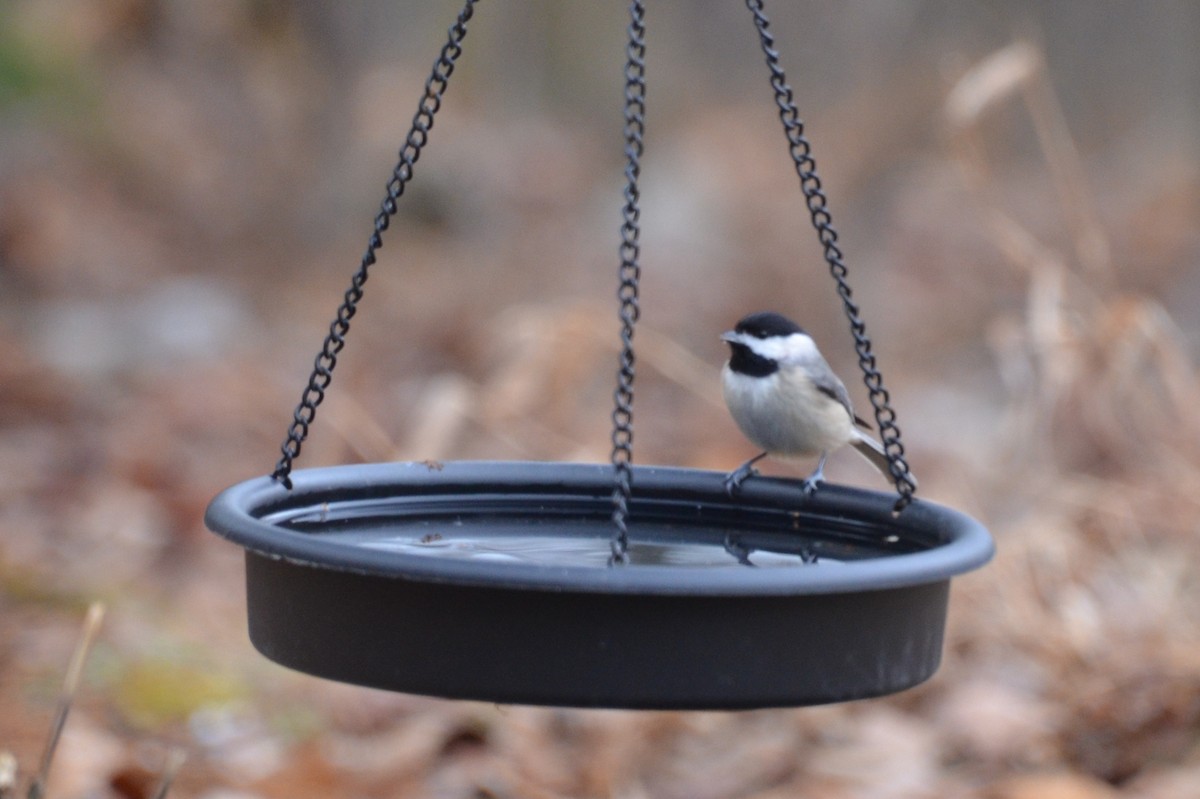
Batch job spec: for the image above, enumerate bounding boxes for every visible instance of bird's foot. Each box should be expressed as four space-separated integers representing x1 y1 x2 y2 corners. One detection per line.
799 452 828 496
799 474 824 496
723 533 756 566
724 452 769 497
723 464 758 497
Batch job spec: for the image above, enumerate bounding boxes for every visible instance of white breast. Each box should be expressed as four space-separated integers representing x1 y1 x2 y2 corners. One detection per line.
722 364 857 457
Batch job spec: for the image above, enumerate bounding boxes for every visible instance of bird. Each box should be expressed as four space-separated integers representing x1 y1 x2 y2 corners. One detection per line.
719 311 909 497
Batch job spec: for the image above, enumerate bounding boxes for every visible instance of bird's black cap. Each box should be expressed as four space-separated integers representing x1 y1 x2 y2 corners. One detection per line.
733 312 805 339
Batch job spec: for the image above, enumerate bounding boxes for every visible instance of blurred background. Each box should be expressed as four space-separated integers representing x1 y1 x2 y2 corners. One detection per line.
2 1 1198 797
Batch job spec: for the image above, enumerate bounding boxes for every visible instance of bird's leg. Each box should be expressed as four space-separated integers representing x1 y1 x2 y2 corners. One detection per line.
800 452 828 495
723 533 756 566
723 451 768 497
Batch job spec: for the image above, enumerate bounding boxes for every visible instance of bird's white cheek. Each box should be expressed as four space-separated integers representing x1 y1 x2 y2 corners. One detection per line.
748 333 819 364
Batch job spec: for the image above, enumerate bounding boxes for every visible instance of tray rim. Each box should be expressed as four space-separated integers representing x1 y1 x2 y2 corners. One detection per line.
204 460 994 596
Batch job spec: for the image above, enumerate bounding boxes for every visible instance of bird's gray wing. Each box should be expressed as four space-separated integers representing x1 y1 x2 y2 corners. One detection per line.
811 363 873 430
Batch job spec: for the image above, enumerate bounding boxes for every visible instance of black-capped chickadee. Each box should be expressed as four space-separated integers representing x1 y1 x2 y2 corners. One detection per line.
720 311 909 496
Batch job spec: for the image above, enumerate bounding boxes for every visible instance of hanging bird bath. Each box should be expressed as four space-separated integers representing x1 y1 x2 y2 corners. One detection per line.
206 461 991 709
205 0 993 710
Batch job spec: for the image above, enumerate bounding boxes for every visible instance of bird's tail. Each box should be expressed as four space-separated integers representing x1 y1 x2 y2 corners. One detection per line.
851 433 918 490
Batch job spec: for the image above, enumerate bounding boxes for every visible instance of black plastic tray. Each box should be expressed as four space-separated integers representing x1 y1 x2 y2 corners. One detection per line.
204 461 993 709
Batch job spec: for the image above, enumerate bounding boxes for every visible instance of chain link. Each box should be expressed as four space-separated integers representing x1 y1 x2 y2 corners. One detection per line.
609 0 647 565
745 0 917 512
270 0 479 489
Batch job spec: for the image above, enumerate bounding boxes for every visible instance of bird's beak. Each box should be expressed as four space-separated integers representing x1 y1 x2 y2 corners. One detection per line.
720 331 738 344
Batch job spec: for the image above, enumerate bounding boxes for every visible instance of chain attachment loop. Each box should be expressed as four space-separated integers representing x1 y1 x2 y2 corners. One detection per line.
745 0 918 513
270 0 479 489
609 0 647 565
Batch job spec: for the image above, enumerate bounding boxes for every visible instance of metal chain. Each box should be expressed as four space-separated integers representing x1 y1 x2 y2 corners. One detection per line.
270 0 479 490
745 0 917 512
609 0 647 565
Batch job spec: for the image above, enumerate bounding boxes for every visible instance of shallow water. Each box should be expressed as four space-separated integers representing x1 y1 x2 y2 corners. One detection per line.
268 492 920 569
329 530 823 568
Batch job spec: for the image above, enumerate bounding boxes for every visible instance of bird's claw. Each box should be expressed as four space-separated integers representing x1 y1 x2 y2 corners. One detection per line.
799 475 824 496
723 465 758 497
799 453 828 497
